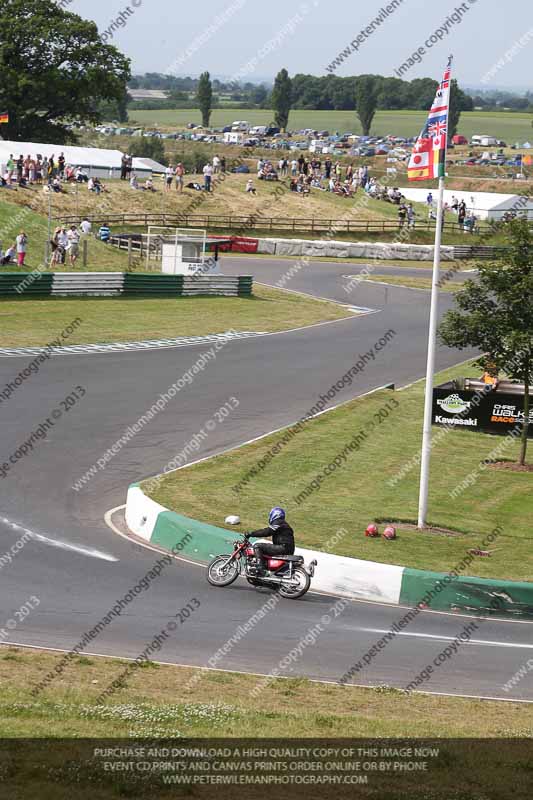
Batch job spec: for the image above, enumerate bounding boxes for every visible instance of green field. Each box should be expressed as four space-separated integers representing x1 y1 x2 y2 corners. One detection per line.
129 108 533 142
147 361 533 580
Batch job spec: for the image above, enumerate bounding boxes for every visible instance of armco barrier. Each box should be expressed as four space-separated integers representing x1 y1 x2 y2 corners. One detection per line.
399 567 533 618
1 272 253 298
125 483 533 617
255 238 456 261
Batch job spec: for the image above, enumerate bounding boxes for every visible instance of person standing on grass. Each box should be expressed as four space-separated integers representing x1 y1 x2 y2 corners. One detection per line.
6 154 14 185
407 203 416 229
220 156 226 174
165 164 173 191
67 225 80 265
56 227 69 264
202 162 213 192
212 154 220 174
80 217 92 236
15 230 27 266
175 162 184 193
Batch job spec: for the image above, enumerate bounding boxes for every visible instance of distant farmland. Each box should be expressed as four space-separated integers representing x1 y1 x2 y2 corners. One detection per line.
128 109 533 141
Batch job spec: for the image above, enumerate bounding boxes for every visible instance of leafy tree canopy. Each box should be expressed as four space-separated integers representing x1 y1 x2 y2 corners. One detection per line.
0 0 130 142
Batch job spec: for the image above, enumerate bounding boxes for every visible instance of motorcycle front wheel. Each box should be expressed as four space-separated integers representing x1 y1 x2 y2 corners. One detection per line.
278 566 311 599
206 555 240 587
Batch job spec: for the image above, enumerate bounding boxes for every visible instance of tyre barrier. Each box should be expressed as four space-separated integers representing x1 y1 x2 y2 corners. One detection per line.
2 273 253 298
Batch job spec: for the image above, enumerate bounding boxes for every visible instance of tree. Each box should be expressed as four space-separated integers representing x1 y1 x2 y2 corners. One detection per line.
271 68 292 130
448 79 472 141
0 0 130 143
439 219 533 465
196 72 213 128
355 75 378 136
128 137 165 164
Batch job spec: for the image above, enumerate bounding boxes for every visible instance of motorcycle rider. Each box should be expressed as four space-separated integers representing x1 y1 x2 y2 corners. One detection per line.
250 507 295 573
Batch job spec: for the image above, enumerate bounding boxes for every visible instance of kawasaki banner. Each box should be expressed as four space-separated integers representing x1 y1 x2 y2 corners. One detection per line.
432 382 533 437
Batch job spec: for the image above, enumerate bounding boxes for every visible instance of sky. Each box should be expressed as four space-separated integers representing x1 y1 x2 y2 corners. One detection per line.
76 0 533 90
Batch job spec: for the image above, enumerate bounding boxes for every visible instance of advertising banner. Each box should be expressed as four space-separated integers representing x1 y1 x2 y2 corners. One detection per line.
432 382 533 437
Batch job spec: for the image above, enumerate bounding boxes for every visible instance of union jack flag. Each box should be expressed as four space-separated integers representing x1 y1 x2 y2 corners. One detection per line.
428 120 447 137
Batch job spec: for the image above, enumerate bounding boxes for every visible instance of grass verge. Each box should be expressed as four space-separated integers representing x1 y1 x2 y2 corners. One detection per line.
1 645 531 739
0 285 350 347
147 362 533 580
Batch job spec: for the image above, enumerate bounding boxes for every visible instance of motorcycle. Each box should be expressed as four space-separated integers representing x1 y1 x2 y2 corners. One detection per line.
206 533 317 599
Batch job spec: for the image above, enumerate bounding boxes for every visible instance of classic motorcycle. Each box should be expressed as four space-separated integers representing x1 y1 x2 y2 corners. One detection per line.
206 533 317 599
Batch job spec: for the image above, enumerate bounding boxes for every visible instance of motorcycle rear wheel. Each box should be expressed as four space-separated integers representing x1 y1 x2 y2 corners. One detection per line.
278 566 311 599
207 555 240 586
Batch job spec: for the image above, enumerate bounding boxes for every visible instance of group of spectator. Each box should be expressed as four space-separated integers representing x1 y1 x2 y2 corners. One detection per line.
426 192 478 233
0 216 113 271
0 153 92 190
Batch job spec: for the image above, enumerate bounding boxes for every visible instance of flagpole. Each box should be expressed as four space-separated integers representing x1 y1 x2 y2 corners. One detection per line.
417 174 445 528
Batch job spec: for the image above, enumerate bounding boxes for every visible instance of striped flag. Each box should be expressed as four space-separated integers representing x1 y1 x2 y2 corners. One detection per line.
408 58 452 182
0 112 9 124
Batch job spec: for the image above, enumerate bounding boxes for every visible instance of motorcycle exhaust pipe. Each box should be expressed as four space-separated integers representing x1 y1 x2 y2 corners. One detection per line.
307 559 317 577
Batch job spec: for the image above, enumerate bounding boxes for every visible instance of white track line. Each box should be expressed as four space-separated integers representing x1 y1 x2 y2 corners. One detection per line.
361 627 533 650
0 515 118 562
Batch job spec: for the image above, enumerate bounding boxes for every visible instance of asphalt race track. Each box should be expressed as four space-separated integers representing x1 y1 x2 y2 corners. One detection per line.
1 256 532 702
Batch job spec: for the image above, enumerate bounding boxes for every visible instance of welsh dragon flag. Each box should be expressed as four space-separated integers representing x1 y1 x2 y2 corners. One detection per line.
408 57 452 182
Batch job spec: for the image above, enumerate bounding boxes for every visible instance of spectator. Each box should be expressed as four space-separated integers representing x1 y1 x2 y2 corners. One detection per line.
324 158 332 179
6 154 14 185
220 156 226 174
56 227 69 264
426 191 433 208
80 217 92 236
212 154 220 174
98 222 111 243
16 155 23 184
1 244 15 265
120 153 128 180
49 227 60 266
407 203 416 229
67 224 80 265
290 158 298 176
203 162 213 192
245 179 256 195
16 230 28 266
129 173 139 190
143 178 156 192
58 152 66 178
51 176 63 193
126 155 133 178
398 203 407 229
175 163 184 193
164 164 173 191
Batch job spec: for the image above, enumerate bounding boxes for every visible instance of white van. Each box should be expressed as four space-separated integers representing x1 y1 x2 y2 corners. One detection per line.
471 135 498 147
231 120 249 132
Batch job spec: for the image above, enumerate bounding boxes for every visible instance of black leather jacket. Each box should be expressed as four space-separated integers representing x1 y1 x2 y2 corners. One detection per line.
250 521 295 550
